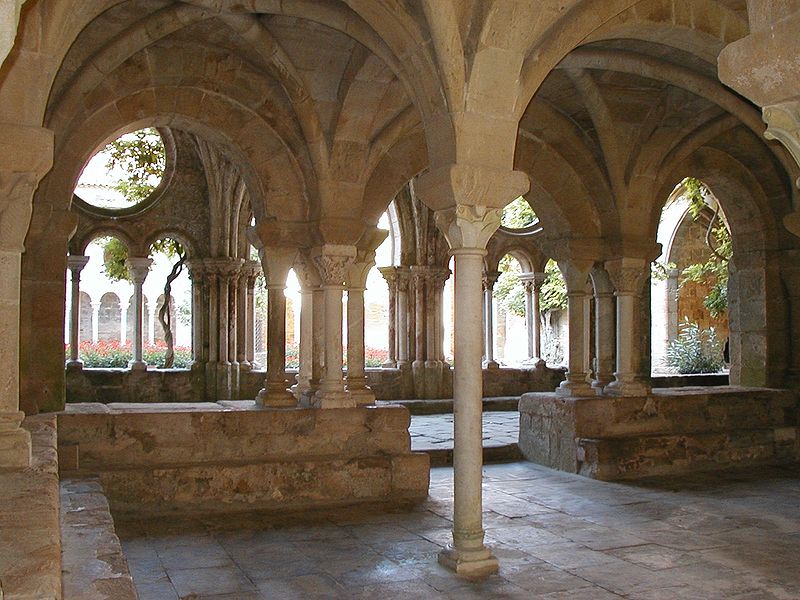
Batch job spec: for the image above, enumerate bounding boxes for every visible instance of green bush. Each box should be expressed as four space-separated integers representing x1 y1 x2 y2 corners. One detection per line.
665 319 725 374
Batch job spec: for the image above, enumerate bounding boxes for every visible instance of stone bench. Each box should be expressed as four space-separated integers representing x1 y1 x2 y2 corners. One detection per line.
58 403 430 516
519 386 799 480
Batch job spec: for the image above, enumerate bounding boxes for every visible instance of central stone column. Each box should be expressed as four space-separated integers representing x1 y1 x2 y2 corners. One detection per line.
311 244 356 409
256 248 297 408
556 259 595 396
396 267 411 367
379 267 398 367
66 255 89 369
125 257 153 371
434 205 503 577
482 271 500 368
606 257 651 396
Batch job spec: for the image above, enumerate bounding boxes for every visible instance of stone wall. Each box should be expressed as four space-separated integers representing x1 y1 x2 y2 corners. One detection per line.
57 403 430 515
519 387 800 480
69 364 567 404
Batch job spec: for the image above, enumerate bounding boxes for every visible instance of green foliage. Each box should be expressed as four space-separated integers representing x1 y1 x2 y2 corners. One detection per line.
494 255 525 317
540 260 567 314
101 237 130 282
665 318 725 374
675 177 732 319
105 128 165 204
501 197 537 229
651 259 677 281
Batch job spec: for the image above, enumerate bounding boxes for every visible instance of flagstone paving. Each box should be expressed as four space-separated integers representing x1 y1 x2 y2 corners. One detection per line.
118 461 800 599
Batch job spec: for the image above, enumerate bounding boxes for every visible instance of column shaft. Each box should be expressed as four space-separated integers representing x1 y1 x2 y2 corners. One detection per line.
256 285 295 407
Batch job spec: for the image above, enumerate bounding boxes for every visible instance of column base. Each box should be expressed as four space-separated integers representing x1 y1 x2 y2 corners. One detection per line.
129 360 147 371
556 378 596 397
313 389 355 409
0 412 32 469
381 360 397 368
605 378 651 396
65 360 84 371
482 360 499 369
591 378 613 393
438 544 499 578
348 387 376 406
256 385 297 408
238 361 252 372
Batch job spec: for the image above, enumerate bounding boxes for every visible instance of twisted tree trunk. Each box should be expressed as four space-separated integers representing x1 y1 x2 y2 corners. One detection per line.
158 249 186 368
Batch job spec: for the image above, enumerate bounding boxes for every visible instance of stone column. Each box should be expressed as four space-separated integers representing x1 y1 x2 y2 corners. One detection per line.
120 298 128 345
412 266 427 368
125 257 152 371
245 263 259 366
433 204 504 577
429 268 451 362
482 271 500 368
556 259 595 396
311 244 356 408
379 267 398 367
519 272 545 364
256 248 298 408
236 266 250 370
66 255 89 368
292 255 320 403
91 301 100 343
396 268 411 367
227 262 241 396
590 268 615 391
347 253 378 406
186 260 207 364
666 268 680 343
606 258 651 396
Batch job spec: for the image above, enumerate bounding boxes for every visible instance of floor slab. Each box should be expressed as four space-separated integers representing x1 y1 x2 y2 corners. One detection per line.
118 461 800 599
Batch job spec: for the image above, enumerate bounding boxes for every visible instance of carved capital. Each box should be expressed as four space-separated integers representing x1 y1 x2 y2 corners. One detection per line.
606 257 649 296
378 266 398 288
764 101 800 187
0 171 38 252
434 204 501 252
258 247 297 288
66 255 90 275
348 253 376 291
482 270 501 291
311 244 356 287
125 257 153 285
557 259 594 293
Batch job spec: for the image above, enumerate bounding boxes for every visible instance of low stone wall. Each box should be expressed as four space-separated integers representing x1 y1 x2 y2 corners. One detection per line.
61 477 137 600
69 363 566 404
57 403 430 515
0 415 61 600
519 386 799 480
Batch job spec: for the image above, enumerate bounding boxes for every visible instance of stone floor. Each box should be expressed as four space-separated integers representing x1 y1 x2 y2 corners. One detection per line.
118 461 800 600
409 411 519 451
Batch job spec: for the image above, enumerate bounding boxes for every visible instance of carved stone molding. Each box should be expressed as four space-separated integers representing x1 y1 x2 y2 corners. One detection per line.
482 270 501 291
606 257 649 296
434 204 501 252
311 244 356 287
66 255 89 274
125 257 153 284
764 101 800 187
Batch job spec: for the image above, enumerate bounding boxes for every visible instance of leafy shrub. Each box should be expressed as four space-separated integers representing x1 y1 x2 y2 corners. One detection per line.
665 319 725 374
68 341 192 369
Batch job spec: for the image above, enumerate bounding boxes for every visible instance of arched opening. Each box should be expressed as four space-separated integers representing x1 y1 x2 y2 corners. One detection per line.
492 254 526 366
652 178 729 376
146 237 191 368
541 259 568 367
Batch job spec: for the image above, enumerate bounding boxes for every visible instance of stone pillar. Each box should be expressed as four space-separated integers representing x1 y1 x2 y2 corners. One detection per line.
606 257 651 396
666 268 680 343
227 263 241 396
519 272 545 364
186 260 207 364
256 248 298 408
396 268 411 367
556 260 595 396
125 257 152 371
292 255 320 403
245 265 258 366
412 266 427 368
429 268 451 362
91 301 100 343
311 245 356 408
347 253 378 406
379 267 398 367
433 205 504 577
590 268 615 391
120 298 128 345
482 271 500 368
236 266 250 370
66 255 89 368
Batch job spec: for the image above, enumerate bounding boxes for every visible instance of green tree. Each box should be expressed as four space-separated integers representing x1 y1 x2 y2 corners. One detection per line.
105 128 165 204
494 255 524 317
540 260 567 314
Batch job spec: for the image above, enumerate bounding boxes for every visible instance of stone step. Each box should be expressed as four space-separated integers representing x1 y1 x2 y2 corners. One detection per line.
378 396 520 415
577 426 800 481
422 443 524 467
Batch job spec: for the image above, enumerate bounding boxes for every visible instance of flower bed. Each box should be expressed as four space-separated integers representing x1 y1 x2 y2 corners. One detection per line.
67 341 192 369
